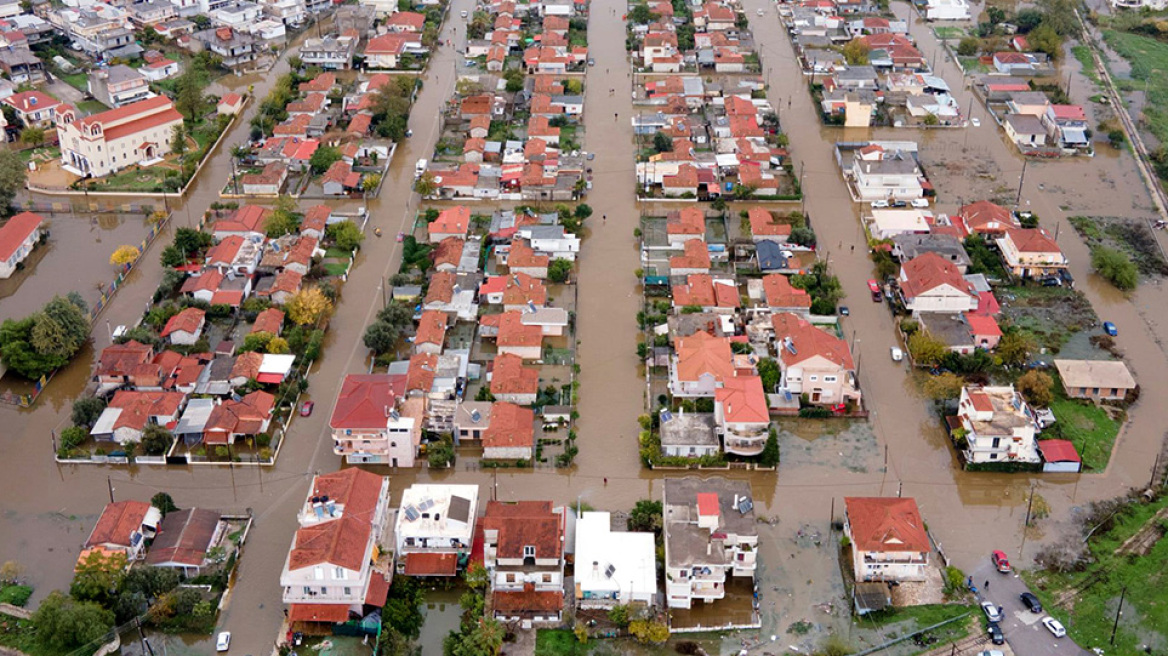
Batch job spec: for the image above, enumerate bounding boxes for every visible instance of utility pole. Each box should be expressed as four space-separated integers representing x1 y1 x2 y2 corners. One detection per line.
1150 451 1162 489
1024 484 1036 527
1111 585 1127 645
963 96 974 150
107 476 115 503
1015 159 1028 208
829 497 834 528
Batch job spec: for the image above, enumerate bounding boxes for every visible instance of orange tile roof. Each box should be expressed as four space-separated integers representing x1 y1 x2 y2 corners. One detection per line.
772 313 855 369
674 331 734 383
250 308 285 336
288 603 351 623
404 552 458 576
673 274 738 308
429 206 470 238
490 353 539 396
0 211 44 261
1004 227 1062 254
415 310 448 347
845 497 929 554
748 207 792 237
959 200 1018 235
667 207 705 236
406 353 438 393
716 375 768 423
289 515 371 571
432 236 465 268
162 307 205 337
329 374 403 429
502 272 547 307
86 501 152 548
425 271 456 304
483 401 534 449
508 240 549 270
762 274 811 309
496 311 543 348
669 239 711 271
899 252 975 300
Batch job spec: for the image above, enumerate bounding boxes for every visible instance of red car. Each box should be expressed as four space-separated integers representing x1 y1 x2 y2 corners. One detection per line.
992 550 1011 573
868 279 882 302
299 401 314 417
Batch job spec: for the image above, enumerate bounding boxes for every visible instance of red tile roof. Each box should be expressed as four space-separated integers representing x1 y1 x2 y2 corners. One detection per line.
670 239 711 271
507 240 549 270
330 374 403 429
496 311 543 348
404 552 458 576
308 468 385 524
415 310 448 347
959 200 1018 235
762 274 811 309
0 211 44 261
432 236 465 268
429 206 470 238
490 353 539 397
696 492 719 516
203 391 274 442
96 340 155 378
364 573 391 606
748 207 792 238
501 273 546 307
667 207 705 236
213 205 271 234
366 32 417 55
386 11 425 30
425 271 456 305
146 508 220 567
716 375 768 423
965 314 1001 338
1004 227 1062 254
674 331 733 383
2 90 59 114
673 274 738 308
482 402 534 449
162 307 205 337
845 497 929 554
406 352 438 393
772 312 855 369
899 252 975 301
493 588 564 614
289 515 371 571
1038 439 1081 464
86 500 152 548
288 603 352 623
250 308 285 335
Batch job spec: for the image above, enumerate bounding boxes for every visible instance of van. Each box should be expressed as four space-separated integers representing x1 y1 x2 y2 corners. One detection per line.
415 159 427 177
460 9 468 17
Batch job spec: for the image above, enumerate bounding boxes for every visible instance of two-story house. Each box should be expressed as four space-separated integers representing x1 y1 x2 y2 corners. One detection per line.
280 469 392 628
56 97 184 178
663 477 758 610
478 501 566 626
395 484 479 577
955 385 1040 465
714 375 770 456
898 252 979 316
669 331 734 398
995 228 1067 280
849 147 925 202
772 313 860 406
575 511 658 609
88 64 153 107
329 373 422 467
193 27 258 70
844 497 929 582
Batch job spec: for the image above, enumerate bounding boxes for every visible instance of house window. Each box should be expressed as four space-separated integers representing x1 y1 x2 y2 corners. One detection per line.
303 586 312 594
506 573 516 583
344 587 352 596
523 545 536 558
824 376 837 383
314 566 324 580
809 375 818 381
335 567 345 579
542 574 552 583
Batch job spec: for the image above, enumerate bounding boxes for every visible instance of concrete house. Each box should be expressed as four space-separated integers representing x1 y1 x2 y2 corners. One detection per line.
575 511 658 608
87 64 153 108
329 373 421 467
844 497 929 582
83 501 162 563
714 375 770 457
56 97 184 178
479 501 567 626
146 508 224 576
280 469 392 626
995 228 1067 279
955 385 1040 465
669 332 733 398
663 477 758 610
489 353 539 405
482 402 535 461
659 409 720 458
161 308 206 345
850 148 924 202
1054 359 1137 402
395 484 479 577
772 313 861 406
90 390 186 445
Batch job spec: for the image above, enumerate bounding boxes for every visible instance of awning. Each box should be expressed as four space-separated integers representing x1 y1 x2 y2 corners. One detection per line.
288 603 351 623
404 552 458 576
256 373 284 384
364 574 390 607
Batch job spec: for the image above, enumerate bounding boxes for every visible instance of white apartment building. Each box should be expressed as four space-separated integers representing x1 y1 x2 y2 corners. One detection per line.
956 385 1040 465
395 484 479 577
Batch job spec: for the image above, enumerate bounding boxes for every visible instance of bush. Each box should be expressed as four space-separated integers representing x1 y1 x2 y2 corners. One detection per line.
0 584 32 606
1091 245 1138 290
957 36 981 56
60 425 89 450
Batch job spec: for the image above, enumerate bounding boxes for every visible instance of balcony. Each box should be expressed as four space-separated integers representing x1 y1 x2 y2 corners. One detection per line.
724 437 765 456
691 582 724 600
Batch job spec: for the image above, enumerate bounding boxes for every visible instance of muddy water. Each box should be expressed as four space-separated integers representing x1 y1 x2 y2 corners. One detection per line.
4 1 1168 654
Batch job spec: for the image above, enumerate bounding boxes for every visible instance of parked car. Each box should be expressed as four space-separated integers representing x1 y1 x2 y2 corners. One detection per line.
1020 592 1043 613
981 601 1003 623
868 279 882 302
299 401 314 417
1103 321 1118 336
890 347 903 362
992 550 1011 573
838 306 850 316
216 632 231 652
910 198 930 208
397 231 405 242
977 652 1003 656
587 58 595 66
871 199 890 208
987 623 1004 645
460 9 467 16
971 117 981 127
1042 617 1066 638
756 7 764 14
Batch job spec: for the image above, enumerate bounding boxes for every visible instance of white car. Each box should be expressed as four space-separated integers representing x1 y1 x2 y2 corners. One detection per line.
910 198 930 208
1042 617 1066 638
971 117 981 127
756 7 764 14
216 632 231 652
890 347 903 362
460 9 468 17
981 601 1003 623
871 199 890 208
978 652 1005 656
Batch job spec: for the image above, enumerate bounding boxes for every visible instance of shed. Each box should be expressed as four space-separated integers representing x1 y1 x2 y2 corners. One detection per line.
1038 439 1082 473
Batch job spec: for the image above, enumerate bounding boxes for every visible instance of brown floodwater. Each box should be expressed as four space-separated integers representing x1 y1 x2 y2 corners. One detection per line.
4 0 1168 653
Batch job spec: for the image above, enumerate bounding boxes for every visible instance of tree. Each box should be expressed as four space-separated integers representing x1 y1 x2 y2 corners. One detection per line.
110 244 140 267
267 336 290 354
629 2 655 23
652 130 672 153
363 321 402 354
607 605 630 627
452 617 505 656
759 426 780 467
326 220 364 252
502 67 525 93
1 316 67 379
141 424 174 456
996 330 1033 367
1035 0 1077 35
31 296 90 359
309 145 342 175
1017 370 1055 407
286 287 333 325
241 331 274 353
1091 246 1138 290
32 591 115 652
1015 8 1044 32
151 492 178 517
922 372 964 401
264 195 301 237
361 173 382 194
1027 23 1063 59
20 126 45 147
627 499 663 535
923 113 940 126
415 171 438 196
548 258 572 283
843 38 870 65
72 396 107 428
428 439 454 467
71 549 127 605
170 123 188 161
789 225 817 247
464 563 488 590
383 576 425 638
0 148 27 212
60 425 89 451
986 5 1006 25
287 54 303 71
908 331 947 366
628 619 670 644
757 357 779 392
173 61 208 120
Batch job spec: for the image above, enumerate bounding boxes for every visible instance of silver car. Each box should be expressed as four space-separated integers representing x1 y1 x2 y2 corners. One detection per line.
981 601 1003 623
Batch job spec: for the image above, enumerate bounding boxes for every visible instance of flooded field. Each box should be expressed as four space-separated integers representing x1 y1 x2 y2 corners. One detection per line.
3 0 1168 654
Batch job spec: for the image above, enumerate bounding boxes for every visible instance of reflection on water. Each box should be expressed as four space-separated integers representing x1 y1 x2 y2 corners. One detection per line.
419 588 464 656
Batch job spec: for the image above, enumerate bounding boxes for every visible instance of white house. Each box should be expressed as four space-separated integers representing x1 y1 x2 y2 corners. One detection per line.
850 148 925 202
395 484 479 577
575 511 658 609
844 497 929 582
0 212 44 279
924 0 970 20
82 501 162 563
329 374 422 467
897 252 978 316
663 477 757 610
956 385 1040 465
280 469 392 626
161 308 206 345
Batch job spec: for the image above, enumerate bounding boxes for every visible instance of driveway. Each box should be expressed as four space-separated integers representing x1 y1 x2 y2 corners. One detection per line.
968 560 1092 656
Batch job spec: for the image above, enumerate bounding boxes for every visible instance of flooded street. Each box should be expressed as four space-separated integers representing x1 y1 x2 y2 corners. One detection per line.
3 0 1168 652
